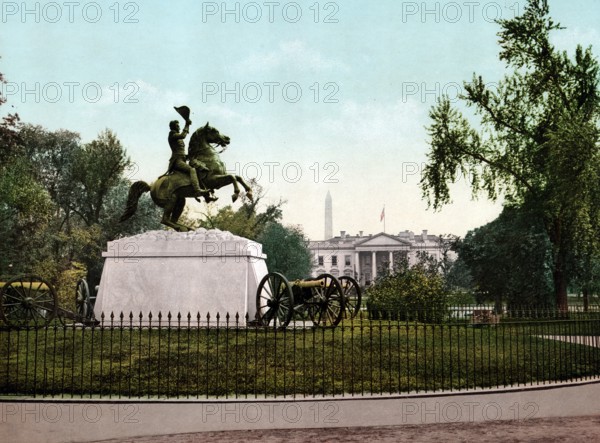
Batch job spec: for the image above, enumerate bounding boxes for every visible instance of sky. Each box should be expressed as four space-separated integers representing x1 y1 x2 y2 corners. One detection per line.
1 0 599 241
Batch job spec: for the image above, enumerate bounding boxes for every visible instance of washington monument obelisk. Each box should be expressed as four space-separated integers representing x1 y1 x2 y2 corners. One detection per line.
325 191 332 240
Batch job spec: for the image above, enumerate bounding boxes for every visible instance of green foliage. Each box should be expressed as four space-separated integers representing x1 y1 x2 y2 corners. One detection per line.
193 189 283 241
445 289 477 306
419 0 600 309
443 255 474 293
258 222 312 280
55 262 87 310
457 206 554 308
0 66 161 290
0 65 21 164
195 204 259 239
0 156 54 276
366 254 447 322
0 120 163 289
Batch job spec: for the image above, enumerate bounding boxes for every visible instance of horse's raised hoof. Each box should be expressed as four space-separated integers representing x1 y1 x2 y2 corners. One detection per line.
232 193 239 203
246 191 254 202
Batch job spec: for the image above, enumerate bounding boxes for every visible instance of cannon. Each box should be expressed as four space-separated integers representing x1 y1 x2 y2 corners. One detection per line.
255 272 362 329
0 275 97 328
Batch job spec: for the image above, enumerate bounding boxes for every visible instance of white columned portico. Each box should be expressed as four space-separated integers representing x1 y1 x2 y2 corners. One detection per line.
371 251 376 281
388 251 393 271
354 251 360 282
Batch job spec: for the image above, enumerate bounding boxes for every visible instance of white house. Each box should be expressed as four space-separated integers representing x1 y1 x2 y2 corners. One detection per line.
309 230 446 286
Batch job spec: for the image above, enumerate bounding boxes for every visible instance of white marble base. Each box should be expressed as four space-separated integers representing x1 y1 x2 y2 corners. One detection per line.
94 229 267 326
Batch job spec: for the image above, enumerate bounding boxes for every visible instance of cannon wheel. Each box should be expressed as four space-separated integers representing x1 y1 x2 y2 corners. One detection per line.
308 274 344 327
75 278 93 320
0 275 57 328
339 276 362 318
59 277 95 327
256 272 294 328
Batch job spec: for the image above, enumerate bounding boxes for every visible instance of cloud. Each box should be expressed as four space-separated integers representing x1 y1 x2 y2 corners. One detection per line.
551 27 600 52
133 80 190 116
237 40 348 74
316 99 428 157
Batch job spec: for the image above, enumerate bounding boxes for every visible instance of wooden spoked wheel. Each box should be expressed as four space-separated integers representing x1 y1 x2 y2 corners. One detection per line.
256 272 294 328
75 278 93 320
339 276 362 318
0 275 57 328
308 274 344 327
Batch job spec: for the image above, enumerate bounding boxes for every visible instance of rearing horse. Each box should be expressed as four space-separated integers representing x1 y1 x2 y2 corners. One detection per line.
119 123 253 232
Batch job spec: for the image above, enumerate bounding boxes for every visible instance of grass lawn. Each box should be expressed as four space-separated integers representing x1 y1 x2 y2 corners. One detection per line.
1 318 599 398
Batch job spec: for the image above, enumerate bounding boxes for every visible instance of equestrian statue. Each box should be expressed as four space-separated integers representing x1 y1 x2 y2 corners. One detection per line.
119 106 253 232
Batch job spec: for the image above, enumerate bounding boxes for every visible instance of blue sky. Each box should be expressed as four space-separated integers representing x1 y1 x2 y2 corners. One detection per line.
2 0 599 240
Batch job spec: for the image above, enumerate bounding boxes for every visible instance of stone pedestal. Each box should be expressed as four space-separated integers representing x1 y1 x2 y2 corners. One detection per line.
94 229 267 326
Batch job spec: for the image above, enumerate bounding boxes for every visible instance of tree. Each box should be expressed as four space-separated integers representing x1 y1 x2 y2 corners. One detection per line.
69 129 132 226
192 182 284 241
457 206 554 310
420 0 600 310
0 62 21 163
1 63 161 284
257 222 312 280
6 124 161 288
0 70 54 276
0 156 53 275
20 124 81 218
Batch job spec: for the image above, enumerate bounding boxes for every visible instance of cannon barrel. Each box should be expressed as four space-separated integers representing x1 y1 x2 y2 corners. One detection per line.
292 279 326 288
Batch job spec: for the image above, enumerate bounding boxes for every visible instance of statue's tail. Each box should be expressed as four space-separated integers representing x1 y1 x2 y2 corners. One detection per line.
119 181 151 222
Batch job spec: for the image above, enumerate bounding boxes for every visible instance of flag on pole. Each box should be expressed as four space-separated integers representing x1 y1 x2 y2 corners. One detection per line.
380 206 385 222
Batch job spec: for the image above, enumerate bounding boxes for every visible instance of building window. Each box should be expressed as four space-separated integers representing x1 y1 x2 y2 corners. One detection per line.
331 255 338 266
345 255 351 266
318 256 324 266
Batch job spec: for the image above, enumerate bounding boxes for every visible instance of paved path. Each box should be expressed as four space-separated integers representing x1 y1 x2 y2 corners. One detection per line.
538 335 600 347
94 415 600 442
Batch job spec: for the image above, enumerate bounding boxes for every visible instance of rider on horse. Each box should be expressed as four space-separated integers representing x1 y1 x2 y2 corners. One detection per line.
121 117 253 231
167 118 208 197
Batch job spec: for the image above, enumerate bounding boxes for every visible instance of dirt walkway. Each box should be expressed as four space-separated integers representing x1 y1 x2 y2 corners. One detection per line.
94 415 600 442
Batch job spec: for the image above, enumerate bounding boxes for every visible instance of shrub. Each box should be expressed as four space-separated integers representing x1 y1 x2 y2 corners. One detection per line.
366 255 447 322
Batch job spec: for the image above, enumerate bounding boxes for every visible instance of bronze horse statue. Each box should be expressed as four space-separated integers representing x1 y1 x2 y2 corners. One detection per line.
120 123 253 232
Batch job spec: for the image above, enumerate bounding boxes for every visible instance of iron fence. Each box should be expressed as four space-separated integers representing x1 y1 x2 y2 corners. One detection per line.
1 308 599 399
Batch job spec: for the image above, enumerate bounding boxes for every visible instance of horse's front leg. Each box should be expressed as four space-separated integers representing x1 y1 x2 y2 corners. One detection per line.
205 174 240 202
234 175 254 201
229 175 241 202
